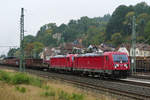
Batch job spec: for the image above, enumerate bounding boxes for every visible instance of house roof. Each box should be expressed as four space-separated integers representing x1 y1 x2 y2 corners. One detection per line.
98 44 115 52
136 43 150 51
88 44 115 52
61 43 84 50
117 43 150 51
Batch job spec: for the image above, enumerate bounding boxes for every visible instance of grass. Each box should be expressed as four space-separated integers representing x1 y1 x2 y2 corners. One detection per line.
41 84 84 100
0 69 112 100
41 87 84 100
71 93 84 100
58 90 84 100
43 91 56 97
42 85 50 90
0 70 11 82
0 70 43 87
42 85 56 97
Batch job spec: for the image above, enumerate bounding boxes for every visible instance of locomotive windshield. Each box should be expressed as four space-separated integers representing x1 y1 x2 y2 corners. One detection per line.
113 54 128 63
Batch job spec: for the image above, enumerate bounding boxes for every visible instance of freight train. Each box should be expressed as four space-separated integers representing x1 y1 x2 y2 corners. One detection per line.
0 52 130 79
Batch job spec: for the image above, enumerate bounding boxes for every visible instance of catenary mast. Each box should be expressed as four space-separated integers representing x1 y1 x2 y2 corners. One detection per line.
19 8 25 72
131 16 136 74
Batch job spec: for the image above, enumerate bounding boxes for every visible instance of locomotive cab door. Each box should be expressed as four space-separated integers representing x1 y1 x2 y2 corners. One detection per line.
105 56 109 70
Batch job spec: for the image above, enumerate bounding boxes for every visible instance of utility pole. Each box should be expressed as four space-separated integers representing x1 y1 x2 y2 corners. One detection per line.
131 16 136 74
20 8 25 72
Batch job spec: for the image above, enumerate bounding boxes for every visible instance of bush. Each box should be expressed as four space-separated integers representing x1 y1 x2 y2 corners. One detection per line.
0 70 43 87
11 73 30 85
29 77 42 87
58 90 84 100
42 85 50 90
0 70 11 82
43 91 56 97
71 93 84 100
15 86 26 93
58 90 70 100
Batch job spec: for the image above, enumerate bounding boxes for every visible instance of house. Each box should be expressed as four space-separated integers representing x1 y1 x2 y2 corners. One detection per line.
87 45 99 53
130 43 150 57
87 44 115 53
117 43 150 57
98 44 115 52
60 43 84 54
40 47 61 60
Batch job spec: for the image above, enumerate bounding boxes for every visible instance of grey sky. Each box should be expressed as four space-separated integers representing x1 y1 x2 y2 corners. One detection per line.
0 0 150 55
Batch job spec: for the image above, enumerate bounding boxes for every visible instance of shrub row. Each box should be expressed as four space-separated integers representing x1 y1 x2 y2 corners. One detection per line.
42 86 84 100
0 70 42 87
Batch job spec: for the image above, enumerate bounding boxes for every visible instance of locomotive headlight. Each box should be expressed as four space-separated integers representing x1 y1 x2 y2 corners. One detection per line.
124 64 128 68
114 64 119 68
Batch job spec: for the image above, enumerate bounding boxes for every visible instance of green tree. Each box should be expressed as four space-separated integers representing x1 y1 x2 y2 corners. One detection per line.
123 11 135 35
106 5 132 39
83 25 106 46
134 2 149 15
0 54 6 58
111 33 123 47
25 42 44 58
25 43 34 58
33 42 44 58
144 21 150 43
24 35 35 46
136 13 150 36
7 48 19 57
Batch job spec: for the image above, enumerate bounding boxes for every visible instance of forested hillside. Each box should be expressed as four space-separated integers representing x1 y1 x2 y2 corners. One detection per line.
7 2 150 57
106 2 150 46
24 14 111 47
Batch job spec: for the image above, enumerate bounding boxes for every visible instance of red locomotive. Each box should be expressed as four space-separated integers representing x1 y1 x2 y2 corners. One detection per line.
50 52 130 78
50 54 75 69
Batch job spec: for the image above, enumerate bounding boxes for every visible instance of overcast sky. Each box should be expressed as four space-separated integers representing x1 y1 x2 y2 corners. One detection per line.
0 0 150 55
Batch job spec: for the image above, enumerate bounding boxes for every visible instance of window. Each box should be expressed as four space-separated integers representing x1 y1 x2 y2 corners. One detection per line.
106 56 109 61
72 56 74 61
113 54 128 63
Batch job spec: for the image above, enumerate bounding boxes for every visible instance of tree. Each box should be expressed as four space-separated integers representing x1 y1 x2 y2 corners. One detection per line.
14 50 20 58
83 25 106 46
25 43 34 58
0 54 6 58
111 33 123 47
134 2 149 15
106 5 132 40
106 2 150 44
24 35 35 46
32 42 44 58
123 11 135 35
136 13 150 36
7 48 19 57
25 42 44 58
144 21 150 43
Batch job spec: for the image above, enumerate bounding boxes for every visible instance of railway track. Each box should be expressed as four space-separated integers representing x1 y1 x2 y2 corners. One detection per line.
0 65 150 100
130 74 150 80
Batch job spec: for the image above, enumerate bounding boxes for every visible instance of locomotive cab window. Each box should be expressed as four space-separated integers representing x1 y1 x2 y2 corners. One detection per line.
113 54 128 63
72 56 74 61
